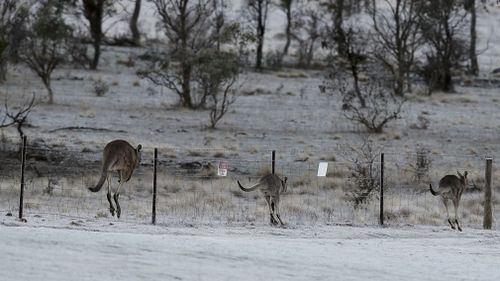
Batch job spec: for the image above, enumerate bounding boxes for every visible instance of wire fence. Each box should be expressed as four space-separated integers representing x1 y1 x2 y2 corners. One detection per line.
0 136 497 229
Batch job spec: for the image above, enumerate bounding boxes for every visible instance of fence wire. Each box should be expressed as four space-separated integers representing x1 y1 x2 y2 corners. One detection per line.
0 136 498 229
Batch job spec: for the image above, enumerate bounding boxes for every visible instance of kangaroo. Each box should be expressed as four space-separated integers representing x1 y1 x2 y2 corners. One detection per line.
237 174 288 226
89 139 142 218
430 171 468 231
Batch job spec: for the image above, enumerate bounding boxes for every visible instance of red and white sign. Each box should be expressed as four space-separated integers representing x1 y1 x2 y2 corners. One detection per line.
218 161 228 176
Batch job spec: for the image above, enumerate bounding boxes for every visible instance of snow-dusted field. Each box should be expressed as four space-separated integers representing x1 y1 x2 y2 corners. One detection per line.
2 2 500 280
1 223 500 281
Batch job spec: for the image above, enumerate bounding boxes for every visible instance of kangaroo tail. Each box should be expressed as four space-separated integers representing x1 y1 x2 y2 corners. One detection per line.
238 181 260 192
89 169 107 192
429 184 440 196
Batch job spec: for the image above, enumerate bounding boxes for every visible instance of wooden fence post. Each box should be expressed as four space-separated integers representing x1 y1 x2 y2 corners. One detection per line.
272 150 276 174
152 148 158 225
19 135 27 221
483 157 493 229
380 153 384 226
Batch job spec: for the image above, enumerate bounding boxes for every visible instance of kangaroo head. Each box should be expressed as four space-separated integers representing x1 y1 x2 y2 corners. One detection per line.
281 176 288 192
135 144 142 167
457 170 468 185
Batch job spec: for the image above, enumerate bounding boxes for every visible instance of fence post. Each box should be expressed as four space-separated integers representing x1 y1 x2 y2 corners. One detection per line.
19 135 27 221
152 148 158 225
272 150 276 174
380 153 384 226
483 157 493 230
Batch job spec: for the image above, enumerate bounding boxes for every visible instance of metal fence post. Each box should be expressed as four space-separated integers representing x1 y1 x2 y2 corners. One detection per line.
380 153 384 226
152 148 158 225
19 135 27 221
483 157 493 229
272 150 276 174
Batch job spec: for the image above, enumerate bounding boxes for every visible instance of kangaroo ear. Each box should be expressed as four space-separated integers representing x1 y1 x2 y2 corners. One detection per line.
457 171 463 177
137 144 142 152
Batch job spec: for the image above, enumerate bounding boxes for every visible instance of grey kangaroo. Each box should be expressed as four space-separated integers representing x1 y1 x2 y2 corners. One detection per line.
89 139 141 218
430 171 468 231
238 174 288 226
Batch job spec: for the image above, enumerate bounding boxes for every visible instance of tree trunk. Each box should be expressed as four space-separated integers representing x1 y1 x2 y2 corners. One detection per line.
91 37 101 70
43 76 54 104
83 0 104 70
282 3 292 56
335 0 347 57
469 0 479 75
181 64 193 108
256 11 265 70
130 0 142 46
254 0 268 70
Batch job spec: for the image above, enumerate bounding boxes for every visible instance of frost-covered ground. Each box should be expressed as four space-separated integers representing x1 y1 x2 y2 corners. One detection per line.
1 2 500 280
1 223 500 281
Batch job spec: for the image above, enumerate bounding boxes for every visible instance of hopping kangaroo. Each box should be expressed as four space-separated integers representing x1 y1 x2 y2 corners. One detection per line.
430 171 468 231
89 140 142 218
237 174 288 226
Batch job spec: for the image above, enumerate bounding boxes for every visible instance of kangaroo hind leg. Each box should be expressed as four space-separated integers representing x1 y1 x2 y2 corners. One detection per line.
113 170 126 219
265 196 278 225
453 200 462 232
106 173 115 216
274 197 285 226
443 199 455 230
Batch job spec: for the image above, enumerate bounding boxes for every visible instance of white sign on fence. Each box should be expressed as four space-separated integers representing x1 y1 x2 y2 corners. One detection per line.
218 161 228 176
317 162 328 177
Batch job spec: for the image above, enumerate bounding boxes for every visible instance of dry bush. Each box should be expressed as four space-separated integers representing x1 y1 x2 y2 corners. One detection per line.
344 138 382 208
93 78 110 97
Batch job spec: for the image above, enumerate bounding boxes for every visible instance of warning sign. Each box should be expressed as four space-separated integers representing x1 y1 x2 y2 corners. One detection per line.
218 161 228 176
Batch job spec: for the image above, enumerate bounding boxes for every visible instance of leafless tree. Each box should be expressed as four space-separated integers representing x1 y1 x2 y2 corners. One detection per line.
19 0 72 105
245 0 271 69
370 0 422 96
322 27 405 134
328 73 405 133
0 94 36 138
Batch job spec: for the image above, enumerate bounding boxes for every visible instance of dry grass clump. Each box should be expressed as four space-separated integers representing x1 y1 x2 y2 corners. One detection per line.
187 149 209 157
212 151 226 158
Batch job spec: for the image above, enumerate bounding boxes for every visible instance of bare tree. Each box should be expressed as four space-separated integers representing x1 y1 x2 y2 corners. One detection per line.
140 0 219 109
129 0 141 46
322 27 405 133
245 0 271 69
19 0 73 104
417 0 468 93
327 73 405 133
0 1 30 82
0 94 36 138
371 0 422 96
81 0 114 70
